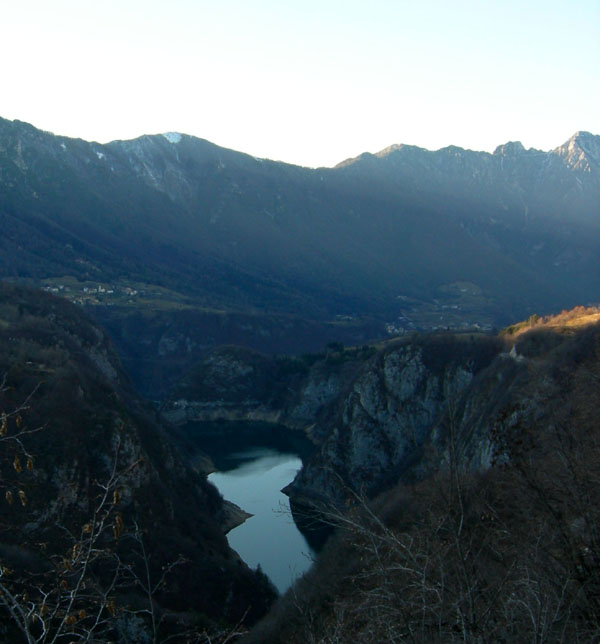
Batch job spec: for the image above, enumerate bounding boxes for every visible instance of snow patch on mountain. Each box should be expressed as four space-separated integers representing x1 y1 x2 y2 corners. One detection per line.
162 132 182 144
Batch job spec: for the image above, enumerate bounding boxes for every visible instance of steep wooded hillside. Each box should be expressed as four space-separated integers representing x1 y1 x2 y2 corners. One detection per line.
0 284 275 642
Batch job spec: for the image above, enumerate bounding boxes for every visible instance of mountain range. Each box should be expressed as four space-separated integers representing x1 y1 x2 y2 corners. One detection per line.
1 117 599 392
1 115 600 641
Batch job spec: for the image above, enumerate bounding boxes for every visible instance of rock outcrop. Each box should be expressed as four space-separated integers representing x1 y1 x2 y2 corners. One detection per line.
285 334 506 503
162 335 512 503
161 344 375 435
286 312 600 505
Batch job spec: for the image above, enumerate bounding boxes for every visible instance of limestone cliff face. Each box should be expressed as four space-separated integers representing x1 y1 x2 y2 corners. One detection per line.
286 323 589 505
163 336 518 504
286 335 506 503
162 322 595 513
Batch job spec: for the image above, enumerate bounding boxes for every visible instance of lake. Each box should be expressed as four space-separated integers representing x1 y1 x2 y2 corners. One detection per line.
188 423 316 594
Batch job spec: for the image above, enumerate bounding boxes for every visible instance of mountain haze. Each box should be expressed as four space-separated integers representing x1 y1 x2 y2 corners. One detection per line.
1 118 598 392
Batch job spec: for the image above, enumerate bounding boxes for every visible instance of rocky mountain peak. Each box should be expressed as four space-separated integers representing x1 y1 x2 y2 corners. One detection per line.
493 140 527 156
375 143 425 158
554 131 600 172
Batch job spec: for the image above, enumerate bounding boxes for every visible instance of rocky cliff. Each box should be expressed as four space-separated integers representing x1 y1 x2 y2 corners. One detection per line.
284 334 507 503
161 344 375 434
286 311 600 505
163 316 600 513
162 335 509 502
244 316 600 644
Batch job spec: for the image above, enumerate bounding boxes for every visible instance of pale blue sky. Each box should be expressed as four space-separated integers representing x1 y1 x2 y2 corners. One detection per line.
2 0 598 167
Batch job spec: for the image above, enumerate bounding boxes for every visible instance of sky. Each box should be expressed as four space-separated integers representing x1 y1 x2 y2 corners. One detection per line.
1 0 599 167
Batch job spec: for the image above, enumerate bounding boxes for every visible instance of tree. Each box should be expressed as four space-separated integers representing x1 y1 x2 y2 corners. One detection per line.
0 376 183 643
1 374 133 642
0 373 263 644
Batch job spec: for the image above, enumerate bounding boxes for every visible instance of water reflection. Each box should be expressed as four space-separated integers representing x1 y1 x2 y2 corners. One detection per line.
208 449 315 594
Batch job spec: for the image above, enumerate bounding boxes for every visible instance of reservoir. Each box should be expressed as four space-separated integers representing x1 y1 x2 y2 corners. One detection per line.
188 423 316 594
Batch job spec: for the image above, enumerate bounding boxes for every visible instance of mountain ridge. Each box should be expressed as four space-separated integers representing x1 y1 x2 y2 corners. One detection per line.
1 116 599 395
4 116 597 179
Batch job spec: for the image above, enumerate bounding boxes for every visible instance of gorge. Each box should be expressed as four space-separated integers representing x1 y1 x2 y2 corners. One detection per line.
0 118 599 642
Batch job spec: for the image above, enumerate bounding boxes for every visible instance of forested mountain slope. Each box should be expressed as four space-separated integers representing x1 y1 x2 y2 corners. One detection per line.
0 283 274 642
1 117 598 331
